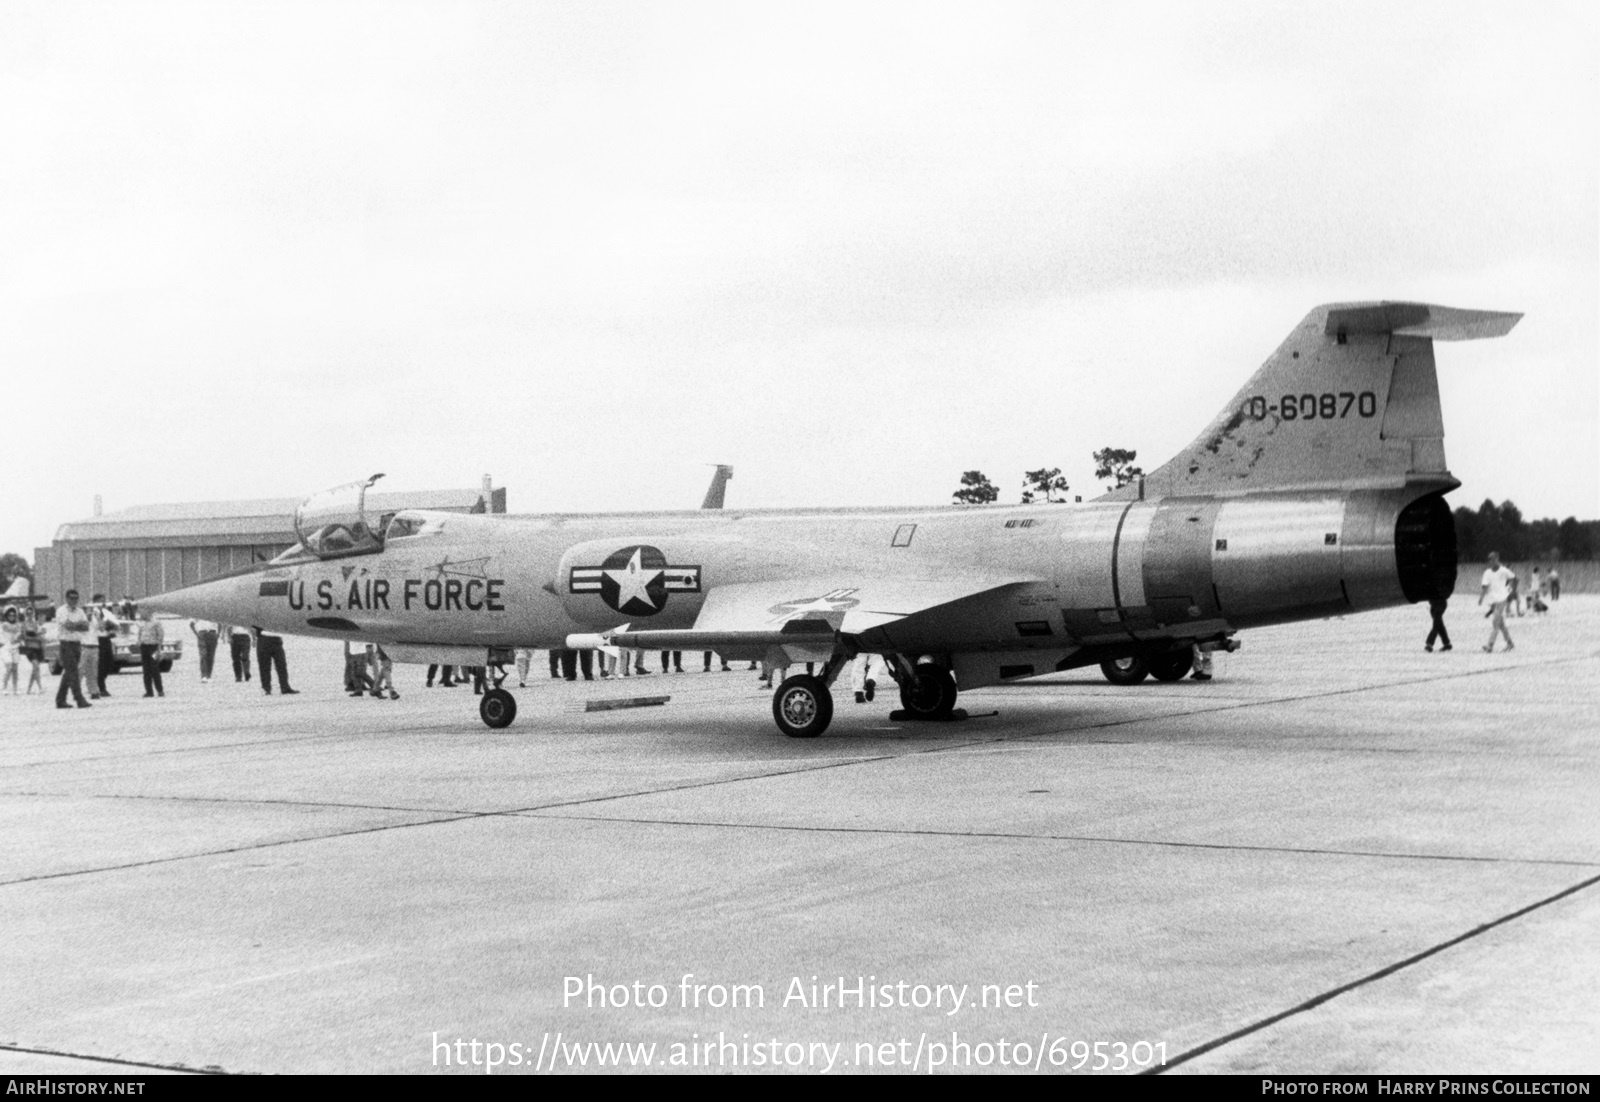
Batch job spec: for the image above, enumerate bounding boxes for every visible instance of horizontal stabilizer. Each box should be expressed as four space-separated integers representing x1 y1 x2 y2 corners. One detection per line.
1324 302 1522 341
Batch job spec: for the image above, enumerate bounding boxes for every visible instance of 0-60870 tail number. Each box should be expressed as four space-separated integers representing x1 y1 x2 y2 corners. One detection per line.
1246 391 1377 421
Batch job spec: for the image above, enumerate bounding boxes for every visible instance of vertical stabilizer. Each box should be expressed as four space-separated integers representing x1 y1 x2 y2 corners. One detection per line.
1107 302 1520 500
701 464 734 509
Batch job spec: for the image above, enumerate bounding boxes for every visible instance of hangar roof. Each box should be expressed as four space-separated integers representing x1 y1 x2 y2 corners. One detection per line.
53 489 494 544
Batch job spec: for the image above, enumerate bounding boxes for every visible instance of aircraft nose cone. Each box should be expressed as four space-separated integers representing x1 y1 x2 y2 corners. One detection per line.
142 573 264 624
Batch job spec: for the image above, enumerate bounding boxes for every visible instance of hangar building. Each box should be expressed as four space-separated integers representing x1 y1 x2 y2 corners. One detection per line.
33 481 506 603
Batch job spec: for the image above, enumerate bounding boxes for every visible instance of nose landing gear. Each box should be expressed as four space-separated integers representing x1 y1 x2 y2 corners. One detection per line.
479 687 517 728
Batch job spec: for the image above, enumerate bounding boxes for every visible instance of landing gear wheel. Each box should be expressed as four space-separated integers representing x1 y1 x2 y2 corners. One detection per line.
773 675 833 738
479 688 517 729
1100 655 1150 685
899 664 957 719
1148 649 1193 682
158 659 173 674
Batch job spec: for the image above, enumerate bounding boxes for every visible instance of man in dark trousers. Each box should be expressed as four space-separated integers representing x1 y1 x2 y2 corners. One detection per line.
1425 596 1452 652
95 600 116 696
54 589 92 709
254 626 298 695
226 623 253 682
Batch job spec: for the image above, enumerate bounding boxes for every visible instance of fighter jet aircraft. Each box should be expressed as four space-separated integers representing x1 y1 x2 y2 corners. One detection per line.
146 301 1518 737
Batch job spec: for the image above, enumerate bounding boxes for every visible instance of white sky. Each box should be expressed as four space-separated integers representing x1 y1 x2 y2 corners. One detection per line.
2 0 1595 556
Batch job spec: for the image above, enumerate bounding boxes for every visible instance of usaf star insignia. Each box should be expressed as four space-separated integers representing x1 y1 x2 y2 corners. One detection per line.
570 545 701 617
766 588 860 623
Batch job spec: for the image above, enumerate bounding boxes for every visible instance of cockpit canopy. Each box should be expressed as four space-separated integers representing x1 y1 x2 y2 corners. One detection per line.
272 474 389 563
271 475 454 564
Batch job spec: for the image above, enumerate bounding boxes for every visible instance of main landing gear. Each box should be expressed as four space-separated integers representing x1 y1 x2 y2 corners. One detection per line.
898 662 958 720
1100 650 1192 684
772 675 833 738
1100 654 1150 685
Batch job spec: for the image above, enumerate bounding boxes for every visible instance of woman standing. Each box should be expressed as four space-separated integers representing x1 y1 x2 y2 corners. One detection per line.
21 610 44 693
1 608 21 694
137 610 165 697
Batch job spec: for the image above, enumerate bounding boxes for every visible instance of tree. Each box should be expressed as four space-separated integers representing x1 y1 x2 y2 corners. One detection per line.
1092 447 1144 490
0 553 31 595
1020 467 1070 504
952 471 999 505
1558 517 1594 561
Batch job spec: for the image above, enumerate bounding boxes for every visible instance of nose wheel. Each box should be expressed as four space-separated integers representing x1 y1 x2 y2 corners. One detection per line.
480 687 517 728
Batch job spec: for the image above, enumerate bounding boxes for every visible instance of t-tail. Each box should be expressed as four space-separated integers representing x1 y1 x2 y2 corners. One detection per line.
1102 301 1520 622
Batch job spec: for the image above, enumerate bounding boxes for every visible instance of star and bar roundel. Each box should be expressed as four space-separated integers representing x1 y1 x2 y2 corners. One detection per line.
569 545 701 617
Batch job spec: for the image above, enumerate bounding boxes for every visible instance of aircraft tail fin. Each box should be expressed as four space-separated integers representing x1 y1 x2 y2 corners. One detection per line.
1109 302 1520 500
701 464 734 509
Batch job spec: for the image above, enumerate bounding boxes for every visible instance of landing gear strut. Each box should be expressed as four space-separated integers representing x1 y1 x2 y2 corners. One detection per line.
480 688 517 728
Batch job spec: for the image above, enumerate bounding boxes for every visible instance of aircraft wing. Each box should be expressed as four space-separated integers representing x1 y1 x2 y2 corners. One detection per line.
574 572 1038 660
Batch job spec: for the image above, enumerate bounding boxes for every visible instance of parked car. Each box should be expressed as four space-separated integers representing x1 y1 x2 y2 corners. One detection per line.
46 616 183 675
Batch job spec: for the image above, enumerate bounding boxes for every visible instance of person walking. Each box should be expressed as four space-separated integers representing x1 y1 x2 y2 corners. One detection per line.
1479 552 1515 653
226 623 253 682
96 608 116 696
369 644 398 700
1 607 22 694
137 609 165 697
80 602 102 699
190 618 220 682
254 626 297 695
850 653 882 703
53 589 92 709
1424 596 1452 652
21 610 45 694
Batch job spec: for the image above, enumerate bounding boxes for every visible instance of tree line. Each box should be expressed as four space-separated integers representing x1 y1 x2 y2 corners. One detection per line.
1454 500 1597 562
954 448 1143 505
948 469 1597 566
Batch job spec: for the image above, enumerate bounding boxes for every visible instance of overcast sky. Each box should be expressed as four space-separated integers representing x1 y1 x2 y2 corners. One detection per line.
2 0 1595 558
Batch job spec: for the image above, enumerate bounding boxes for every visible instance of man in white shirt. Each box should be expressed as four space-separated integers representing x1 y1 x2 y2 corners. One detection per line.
1478 552 1515 653
53 589 92 708
189 619 219 682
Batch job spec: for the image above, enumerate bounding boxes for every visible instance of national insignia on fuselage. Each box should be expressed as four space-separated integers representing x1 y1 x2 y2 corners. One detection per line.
569 545 701 617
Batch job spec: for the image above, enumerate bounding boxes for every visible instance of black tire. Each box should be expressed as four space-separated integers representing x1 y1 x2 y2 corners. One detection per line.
1148 649 1193 682
1100 655 1150 685
158 659 173 674
772 675 833 738
479 688 517 729
899 664 957 719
